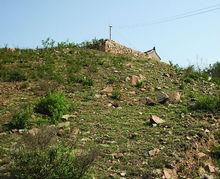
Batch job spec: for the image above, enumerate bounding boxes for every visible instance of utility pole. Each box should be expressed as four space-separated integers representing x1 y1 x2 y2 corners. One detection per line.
109 25 112 40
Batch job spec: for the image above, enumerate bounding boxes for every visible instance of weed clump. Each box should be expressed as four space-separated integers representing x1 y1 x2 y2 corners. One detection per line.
35 91 70 124
9 106 32 129
0 68 27 82
135 80 145 89
111 89 121 100
206 62 220 85
68 74 93 86
183 65 208 83
193 95 220 112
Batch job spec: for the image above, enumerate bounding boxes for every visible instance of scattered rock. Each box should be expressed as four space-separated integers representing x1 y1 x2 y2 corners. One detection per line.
27 128 38 136
196 152 207 159
149 148 160 157
95 94 101 98
8 48 16 52
146 97 156 106
150 115 165 124
157 92 169 104
169 92 181 103
125 63 132 68
200 174 214 179
204 163 215 173
101 86 113 95
120 171 126 177
125 76 131 82
198 166 206 176
0 132 6 137
156 86 162 90
62 114 76 121
131 75 139 86
112 102 119 108
163 168 178 179
18 129 25 134
139 74 145 81
57 121 70 129
107 103 113 107
163 73 170 78
129 91 136 95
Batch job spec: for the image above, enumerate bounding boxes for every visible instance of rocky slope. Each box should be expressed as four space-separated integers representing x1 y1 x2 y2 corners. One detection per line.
0 45 219 178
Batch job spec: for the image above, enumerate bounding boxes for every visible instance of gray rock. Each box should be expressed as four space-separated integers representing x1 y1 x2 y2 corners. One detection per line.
150 115 165 124
57 121 70 129
157 92 169 104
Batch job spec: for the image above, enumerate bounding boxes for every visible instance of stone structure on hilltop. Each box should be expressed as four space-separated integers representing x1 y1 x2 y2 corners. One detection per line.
88 39 161 61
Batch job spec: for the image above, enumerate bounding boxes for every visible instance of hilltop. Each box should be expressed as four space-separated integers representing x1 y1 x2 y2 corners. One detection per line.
0 41 220 178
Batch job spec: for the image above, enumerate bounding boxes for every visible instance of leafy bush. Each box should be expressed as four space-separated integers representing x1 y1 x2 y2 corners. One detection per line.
111 89 121 100
193 95 220 112
79 38 103 50
9 106 32 129
11 127 97 179
183 65 208 83
35 91 70 124
206 62 220 85
42 38 56 48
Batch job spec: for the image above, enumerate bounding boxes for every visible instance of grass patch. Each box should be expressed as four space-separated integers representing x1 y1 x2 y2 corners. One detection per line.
10 127 97 179
193 95 220 112
68 74 94 86
0 68 27 82
9 106 32 129
111 89 121 100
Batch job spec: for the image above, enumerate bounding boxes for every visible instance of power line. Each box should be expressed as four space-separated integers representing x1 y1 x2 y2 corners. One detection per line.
117 3 220 29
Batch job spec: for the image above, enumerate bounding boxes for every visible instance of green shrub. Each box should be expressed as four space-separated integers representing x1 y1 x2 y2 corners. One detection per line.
205 62 220 85
9 106 32 129
11 127 97 179
35 91 70 124
193 95 220 112
111 89 121 100
79 38 103 50
183 65 208 83
207 62 220 78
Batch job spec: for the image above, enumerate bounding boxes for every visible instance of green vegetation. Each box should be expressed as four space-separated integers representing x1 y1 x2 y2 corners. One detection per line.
135 80 145 88
68 74 94 86
193 95 220 112
11 127 97 179
9 106 32 129
212 130 220 177
206 62 220 85
111 89 121 100
35 91 70 124
183 65 208 83
0 68 27 82
0 39 220 178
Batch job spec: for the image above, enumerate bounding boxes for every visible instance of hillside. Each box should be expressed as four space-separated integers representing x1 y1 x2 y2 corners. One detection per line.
0 43 220 178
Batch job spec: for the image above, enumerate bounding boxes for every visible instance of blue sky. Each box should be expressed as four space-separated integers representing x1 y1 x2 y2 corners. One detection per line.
0 0 220 68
